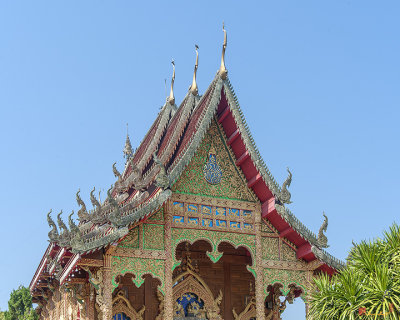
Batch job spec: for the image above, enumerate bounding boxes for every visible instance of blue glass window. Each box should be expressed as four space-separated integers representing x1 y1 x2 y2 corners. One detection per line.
113 313 131 320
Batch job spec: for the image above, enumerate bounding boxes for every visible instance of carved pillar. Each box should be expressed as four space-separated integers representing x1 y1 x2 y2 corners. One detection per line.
87 285 95 320
305 270 313 320
164 202 174 319
42 303 49 320
255 210 265 320
53 285 61 320
102 255 113 320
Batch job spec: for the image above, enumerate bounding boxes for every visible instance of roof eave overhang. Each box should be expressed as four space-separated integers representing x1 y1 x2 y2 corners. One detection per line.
218 78 345 272
29 243 53 292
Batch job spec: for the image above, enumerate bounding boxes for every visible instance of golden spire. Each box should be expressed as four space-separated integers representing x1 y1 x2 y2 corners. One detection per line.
219 22 227 80
190 45 199 95
168 59 175 105
123 123 133 160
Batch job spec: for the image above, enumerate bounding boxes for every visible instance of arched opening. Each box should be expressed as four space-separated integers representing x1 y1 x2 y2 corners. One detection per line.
280 297 306 320
113 273 162 320
173 240 254 320
264 283 304 320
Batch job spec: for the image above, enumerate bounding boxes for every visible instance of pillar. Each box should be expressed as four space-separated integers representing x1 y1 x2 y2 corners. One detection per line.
305 270 313 319
255 210 265 320
102 255 113 320
86 285 95 320
164 202 174 319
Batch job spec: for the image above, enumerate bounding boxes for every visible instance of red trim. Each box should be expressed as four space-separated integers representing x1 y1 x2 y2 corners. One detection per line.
236 151 250 166
227 129 240 145
216 88 337 271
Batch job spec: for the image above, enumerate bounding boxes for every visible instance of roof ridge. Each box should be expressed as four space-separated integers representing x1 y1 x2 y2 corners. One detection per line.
125 102 173 169
136 104 174 170
168 76 223 184
159 93 196 164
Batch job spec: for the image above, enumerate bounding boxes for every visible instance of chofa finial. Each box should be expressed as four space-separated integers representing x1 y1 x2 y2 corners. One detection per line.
219 22 227 80
168 59 175 105
190 45 199 95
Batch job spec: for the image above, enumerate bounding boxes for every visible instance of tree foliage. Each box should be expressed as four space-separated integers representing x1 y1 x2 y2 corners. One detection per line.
309 223 400 319
3 286 38 320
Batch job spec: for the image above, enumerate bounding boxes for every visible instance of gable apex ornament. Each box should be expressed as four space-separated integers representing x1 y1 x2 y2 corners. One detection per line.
168 59 175 105
219 22 227 80
190 45 199 95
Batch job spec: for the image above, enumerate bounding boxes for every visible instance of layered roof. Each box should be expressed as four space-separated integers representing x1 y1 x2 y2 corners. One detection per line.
30 34 344 295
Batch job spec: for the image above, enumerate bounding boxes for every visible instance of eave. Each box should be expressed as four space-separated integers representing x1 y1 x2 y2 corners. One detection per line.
29 243 53 292
218 78 344 272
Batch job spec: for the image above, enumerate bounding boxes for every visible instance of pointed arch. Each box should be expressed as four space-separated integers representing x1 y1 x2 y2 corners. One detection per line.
112 291 145 320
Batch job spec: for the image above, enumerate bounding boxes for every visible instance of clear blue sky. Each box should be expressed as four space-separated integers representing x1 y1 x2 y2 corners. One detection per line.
0 1 399 318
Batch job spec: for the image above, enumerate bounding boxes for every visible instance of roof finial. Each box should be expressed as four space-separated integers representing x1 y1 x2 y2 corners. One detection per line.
168 59 175 105
123 123 133 160
219 22 227 80
190 45 199 95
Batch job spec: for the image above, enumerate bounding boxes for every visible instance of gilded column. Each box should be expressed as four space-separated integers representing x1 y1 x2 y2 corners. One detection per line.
102 254 113 320
164 202 174 319
305 270 313 319
54 285 61 320
87 285 95 320
255 210 265 320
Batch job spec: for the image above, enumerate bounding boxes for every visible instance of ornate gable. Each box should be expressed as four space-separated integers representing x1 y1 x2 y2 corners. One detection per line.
172 118 258 203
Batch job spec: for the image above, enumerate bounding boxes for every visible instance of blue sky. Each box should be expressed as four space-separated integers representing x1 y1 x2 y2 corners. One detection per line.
0 1 399 318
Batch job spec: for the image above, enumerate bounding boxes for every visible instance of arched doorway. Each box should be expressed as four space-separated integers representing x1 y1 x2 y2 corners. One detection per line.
112 273 162 320
172 240 255 320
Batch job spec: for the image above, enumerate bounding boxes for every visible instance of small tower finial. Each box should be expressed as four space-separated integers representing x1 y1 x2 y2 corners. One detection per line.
123 123 133 161
190 45 199 95
219 22 227 80
168 59 175 105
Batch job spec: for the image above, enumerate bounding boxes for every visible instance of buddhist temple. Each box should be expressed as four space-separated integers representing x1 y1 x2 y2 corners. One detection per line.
29 26 343 320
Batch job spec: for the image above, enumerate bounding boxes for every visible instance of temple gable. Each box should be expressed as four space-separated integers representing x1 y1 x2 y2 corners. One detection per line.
172 119 258 203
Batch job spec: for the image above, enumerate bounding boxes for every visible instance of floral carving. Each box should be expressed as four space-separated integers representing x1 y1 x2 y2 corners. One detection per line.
118 227 139 249
262 237 279 261
111 256 165 294
143 224 164 250
263 268 308 297
171 228 256 274
281 242 297 262
148 208 164 222
172 120 257 202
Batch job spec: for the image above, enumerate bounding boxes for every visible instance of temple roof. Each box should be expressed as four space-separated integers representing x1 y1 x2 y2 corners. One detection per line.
44 73 343 268
31 37 344 294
